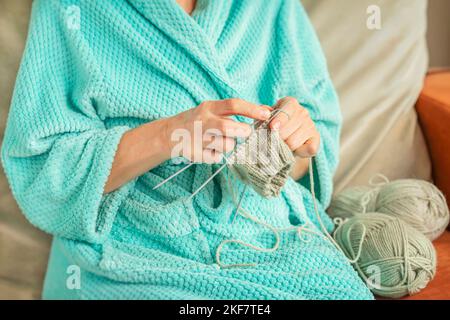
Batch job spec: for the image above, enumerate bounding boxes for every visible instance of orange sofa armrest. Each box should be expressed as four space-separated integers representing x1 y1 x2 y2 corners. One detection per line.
416 71 450 209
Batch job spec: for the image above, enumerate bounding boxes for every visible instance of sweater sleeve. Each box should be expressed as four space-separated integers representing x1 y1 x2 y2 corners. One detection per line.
1 0 134 243
276 0 342 230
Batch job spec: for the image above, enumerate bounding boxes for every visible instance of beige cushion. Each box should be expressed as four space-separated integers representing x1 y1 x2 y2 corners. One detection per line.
0 0 51 300
303 0 432 193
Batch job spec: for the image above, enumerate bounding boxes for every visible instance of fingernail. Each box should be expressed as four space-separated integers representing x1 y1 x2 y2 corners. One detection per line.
272 122 281 131
260 110 271 119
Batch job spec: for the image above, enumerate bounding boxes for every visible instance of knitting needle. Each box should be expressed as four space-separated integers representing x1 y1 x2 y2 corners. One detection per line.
231 185 248 225
152 162 194 190
267 100 291 123
189 162 228 199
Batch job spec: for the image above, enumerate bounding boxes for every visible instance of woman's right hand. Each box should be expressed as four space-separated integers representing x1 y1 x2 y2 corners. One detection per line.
105 99 271 193
163 99 272 164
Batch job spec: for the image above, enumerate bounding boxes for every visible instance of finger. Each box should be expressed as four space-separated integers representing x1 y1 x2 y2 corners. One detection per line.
279 120 302 140
278 109 307 140
201 149 224 164
279 108 313 140
203 135 236 153
287 126 320 158
207 119 252 138
285 125 316 152
215 99 272 121
269 97 300 131
294 138 320 158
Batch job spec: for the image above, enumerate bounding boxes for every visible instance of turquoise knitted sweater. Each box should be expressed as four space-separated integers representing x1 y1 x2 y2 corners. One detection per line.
1 0 373 300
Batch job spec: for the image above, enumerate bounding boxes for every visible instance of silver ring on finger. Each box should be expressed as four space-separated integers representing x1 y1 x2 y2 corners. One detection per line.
277 109 291 121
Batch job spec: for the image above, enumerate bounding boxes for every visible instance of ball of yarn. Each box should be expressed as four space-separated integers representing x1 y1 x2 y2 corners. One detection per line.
328 186 372 218
329 179 450 241
334 213 437 298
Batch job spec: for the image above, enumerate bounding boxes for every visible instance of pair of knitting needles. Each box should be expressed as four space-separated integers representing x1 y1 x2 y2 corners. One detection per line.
152 101 291 211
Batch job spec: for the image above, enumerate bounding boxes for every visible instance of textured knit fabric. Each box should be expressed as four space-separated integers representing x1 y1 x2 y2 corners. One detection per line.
1 0 373 300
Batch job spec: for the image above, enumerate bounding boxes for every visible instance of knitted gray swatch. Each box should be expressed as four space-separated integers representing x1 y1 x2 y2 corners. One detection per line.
228 121 296 198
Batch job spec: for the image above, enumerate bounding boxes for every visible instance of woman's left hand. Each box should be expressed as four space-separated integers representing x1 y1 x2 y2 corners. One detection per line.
269 97 320 158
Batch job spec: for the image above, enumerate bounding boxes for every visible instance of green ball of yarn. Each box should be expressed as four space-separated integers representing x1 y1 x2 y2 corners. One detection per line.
328 186 372 218
329 179 450 241
334 213 437 298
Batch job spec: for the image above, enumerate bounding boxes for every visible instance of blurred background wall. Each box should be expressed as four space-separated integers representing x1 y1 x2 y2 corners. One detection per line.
427 0 450 68
0 0 52 300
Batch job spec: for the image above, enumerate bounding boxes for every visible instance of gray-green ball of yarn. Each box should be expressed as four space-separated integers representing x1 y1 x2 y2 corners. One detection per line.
329 180 450 241
328 186 372 218
334 213 437 298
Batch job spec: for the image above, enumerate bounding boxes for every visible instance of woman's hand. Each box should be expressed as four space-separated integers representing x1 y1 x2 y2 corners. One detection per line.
104 99 271 193
268 97 320 181
163 99 272 164
104 97 317 194
269 97 320 158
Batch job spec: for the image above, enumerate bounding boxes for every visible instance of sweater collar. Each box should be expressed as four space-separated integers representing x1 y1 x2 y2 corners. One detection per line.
126 0 235 93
